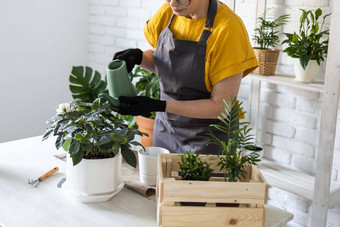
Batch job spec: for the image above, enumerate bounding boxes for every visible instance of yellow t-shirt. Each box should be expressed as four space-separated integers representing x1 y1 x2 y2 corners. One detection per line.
144 2 258 92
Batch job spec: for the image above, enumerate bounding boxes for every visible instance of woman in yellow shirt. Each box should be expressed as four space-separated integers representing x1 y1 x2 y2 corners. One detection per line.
115 0 258 154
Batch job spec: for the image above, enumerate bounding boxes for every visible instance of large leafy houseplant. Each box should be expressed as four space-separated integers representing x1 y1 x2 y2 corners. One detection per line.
282 8 331 69
252 10 289 76
208 97 261 182
42 98 144 167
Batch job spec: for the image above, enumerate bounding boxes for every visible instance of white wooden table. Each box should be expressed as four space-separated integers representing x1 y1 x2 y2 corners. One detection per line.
0 136 293 227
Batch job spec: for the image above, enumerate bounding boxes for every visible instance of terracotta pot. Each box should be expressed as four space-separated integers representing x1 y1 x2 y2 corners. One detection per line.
136 116 155 147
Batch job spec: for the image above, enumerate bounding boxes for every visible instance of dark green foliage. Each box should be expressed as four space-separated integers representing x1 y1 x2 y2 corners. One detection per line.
178 152 214 181
253 10 290 49
69 66 108 103
133 67 160 119
282 8 331 69
208 97 260 182
42 98 145 167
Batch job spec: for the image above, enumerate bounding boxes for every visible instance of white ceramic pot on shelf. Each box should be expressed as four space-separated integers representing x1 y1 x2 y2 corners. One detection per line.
65 152 124 203
293 58 321 82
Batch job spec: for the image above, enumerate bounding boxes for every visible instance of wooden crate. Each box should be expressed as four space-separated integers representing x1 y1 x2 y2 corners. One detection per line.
157 153 268 227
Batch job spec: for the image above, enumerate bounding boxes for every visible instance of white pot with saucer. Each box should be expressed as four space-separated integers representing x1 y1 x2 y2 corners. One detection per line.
64 152 124 203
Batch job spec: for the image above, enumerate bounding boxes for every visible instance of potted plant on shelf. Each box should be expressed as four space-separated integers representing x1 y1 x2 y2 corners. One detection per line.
132 66 160 147
282 8 331 82
253 10 289 76
43 78 144 202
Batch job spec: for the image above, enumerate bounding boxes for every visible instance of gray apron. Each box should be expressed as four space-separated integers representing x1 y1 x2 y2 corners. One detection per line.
152 0 233 155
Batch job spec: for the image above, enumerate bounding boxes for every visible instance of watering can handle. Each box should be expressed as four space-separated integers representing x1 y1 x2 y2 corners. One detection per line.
99 93 120 109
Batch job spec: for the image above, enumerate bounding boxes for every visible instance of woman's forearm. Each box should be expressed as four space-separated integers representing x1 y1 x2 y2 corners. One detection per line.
165 73 243 119
140 49 156 73
166 99 226 119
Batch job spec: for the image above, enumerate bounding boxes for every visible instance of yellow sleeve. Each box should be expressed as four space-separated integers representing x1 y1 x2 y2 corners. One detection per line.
208 15 258 87
143 3 173 49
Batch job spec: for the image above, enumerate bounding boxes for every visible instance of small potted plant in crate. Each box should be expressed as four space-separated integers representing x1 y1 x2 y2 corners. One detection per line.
282 8 331 82
43 66 144 203
177 152 214 206
157 97 268 227
253 10 289 75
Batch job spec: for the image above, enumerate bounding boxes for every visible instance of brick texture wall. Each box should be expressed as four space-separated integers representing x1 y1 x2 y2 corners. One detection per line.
87 0 339 226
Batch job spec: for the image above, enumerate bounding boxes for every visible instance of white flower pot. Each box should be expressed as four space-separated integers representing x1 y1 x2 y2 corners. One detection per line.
293 58 321 82
138 146 170 186
65 152 124 203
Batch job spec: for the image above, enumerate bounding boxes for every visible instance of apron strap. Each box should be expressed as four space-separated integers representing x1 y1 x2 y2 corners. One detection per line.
199 0 217 44
167 14 176 28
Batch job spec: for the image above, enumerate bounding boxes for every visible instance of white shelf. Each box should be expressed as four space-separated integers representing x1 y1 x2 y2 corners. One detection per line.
248 73 324 93
249 1 340 226
259 159 340 207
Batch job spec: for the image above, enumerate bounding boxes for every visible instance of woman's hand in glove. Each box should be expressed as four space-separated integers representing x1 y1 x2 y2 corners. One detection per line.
118 96 166 116
113 48 143 73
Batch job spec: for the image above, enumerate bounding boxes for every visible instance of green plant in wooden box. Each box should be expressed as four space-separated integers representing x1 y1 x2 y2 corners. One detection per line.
178 152 214 181
208 97 261 182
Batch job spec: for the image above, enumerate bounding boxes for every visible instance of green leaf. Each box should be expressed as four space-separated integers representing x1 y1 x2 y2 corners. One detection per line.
55 134 64 150
315 8 322 21
72 150 84 166
69 140 81 155
121 148 137 167
42 129 53 141
300 54 310 69
62 139 72 151
70 66 107 103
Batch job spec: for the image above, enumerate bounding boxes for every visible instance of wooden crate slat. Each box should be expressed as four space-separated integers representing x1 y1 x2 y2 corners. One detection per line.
160 205 264 227
162 180 267 204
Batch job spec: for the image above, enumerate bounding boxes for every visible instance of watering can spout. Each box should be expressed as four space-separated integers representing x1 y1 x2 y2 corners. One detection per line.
100 60 137 108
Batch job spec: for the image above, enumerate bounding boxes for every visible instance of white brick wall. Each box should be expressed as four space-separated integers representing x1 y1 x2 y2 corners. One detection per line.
87 0 339 226
88 0 162 74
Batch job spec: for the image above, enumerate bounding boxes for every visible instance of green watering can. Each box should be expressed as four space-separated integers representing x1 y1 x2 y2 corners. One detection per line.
99 60 137 107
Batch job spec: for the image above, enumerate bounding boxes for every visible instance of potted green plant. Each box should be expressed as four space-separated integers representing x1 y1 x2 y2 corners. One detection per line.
282 8 331 82
253 10 289 75
156 97 267 223
43 65 145 202
177 152 214 206
132 66 160 147
208 97 261 182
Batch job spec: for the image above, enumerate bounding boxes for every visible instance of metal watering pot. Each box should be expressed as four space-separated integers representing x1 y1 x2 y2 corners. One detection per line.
99 60 137 107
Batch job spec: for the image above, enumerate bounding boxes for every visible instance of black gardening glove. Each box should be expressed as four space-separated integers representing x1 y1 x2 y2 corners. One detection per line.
118 96 166 116
113 48 143 73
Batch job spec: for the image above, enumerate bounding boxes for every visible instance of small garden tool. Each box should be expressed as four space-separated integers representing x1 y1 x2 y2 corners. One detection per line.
28 167 59 187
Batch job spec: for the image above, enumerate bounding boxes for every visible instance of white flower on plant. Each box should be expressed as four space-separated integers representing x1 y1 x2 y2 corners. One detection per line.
56 103 75 115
